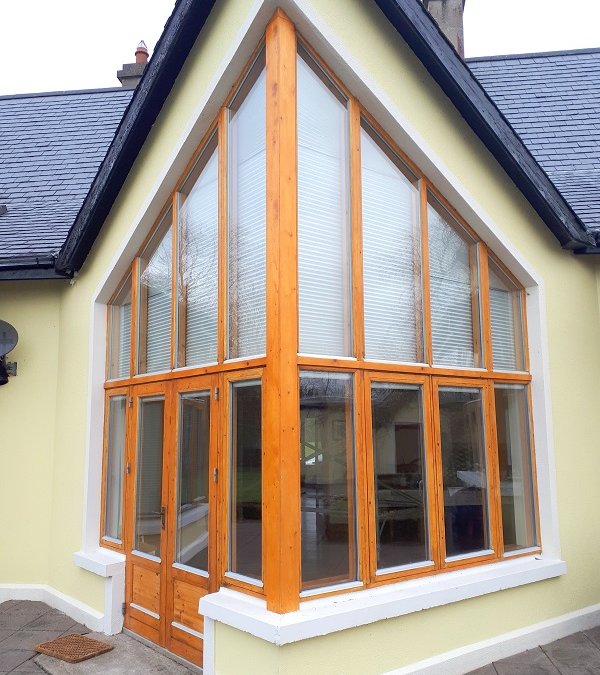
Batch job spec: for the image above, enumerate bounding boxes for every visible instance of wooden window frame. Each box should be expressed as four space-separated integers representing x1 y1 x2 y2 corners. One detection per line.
101 9 540 614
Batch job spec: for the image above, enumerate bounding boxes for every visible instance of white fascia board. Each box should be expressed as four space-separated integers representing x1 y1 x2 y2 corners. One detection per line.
201 556 566 646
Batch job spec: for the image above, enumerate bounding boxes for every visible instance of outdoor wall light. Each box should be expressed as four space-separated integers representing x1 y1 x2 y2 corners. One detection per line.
0 320 18 386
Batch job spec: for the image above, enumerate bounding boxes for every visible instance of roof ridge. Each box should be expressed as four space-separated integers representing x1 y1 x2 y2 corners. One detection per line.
467 46 600 63
0 87 132 102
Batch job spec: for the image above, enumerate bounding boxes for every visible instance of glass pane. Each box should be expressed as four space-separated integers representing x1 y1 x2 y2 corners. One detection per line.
489 258 525 371
178 137 219 367
371 383 428 570
495 385 537 552
428 195 482 368
134 397 164 558
300 372 357 589
138 213 173 374
176 392 211 572
228 54 266 359
297 47 352 357
103 395 126 541
108 277 132 379
229 381 262 581
362 123 423 363
439 387 490 558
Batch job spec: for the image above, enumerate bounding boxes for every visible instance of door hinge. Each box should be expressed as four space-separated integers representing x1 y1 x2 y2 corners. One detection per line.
126 462 131 475
128 396 133 408
214 387 219 401
161 505 166 529
213 467 218 483
121 602 126 616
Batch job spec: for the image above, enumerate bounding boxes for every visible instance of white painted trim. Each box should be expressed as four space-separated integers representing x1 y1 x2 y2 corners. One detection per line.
0 584 104 632
203 617 216 675
130 602 160 620
385 602 600 674
201 556 566 646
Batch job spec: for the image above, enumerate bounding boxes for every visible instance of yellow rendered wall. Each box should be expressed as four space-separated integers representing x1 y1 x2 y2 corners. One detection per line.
1 0 599 668
0 282 62 584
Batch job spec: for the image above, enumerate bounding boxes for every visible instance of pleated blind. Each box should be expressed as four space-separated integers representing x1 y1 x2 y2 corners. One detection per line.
117 302 131 378
228 63 266 359
489 259 524 371
179 142 219 367
297 49 352 357
108 276 131 380
428 197 481 368
361 125 422 363
139 221 173 374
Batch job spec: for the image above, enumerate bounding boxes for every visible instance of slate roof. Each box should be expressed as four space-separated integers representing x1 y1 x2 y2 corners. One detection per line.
468 48 600 235
0 87 133 263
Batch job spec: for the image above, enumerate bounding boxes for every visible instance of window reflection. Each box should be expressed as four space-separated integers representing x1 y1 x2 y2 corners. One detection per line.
300 372 357 589
371 383 428 570
439 387 490 558
229 381 262 581
134 398 165 558
104 395 126 541
495 385 537 552
176 392 211 572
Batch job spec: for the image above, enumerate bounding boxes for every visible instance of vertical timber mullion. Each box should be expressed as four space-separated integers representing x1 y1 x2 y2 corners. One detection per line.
263 10 300 613
420 182 434 366
479 244 494 371
218 108 228 365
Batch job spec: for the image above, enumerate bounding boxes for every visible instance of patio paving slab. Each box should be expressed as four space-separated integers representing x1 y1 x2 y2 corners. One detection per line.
494 647 561 674
541 632 600 674
0 632 64 652
35 632 197 674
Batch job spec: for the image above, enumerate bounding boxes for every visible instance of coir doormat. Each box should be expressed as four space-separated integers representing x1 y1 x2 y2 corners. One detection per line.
34 634 113 663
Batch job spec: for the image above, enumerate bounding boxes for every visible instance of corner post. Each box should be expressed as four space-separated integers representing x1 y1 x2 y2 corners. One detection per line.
264 10 300 613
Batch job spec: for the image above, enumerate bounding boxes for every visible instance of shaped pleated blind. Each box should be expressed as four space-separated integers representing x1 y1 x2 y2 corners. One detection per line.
228 59 266 359
117 302 131 378
139 218 173 374
297 48 352 357
179 140 219 367
428 196 481 368
489 259 525 371
108 277 132 380
361 124 422 363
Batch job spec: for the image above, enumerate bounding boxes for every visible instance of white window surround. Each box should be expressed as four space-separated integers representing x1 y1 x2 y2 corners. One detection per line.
200 556 566 646
73 0 564 644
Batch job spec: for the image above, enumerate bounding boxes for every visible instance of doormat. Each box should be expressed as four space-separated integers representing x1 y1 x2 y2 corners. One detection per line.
34 634 113 663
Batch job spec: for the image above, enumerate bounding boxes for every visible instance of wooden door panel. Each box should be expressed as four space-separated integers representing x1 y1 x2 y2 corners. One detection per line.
131 561 161 617
172 579 206 633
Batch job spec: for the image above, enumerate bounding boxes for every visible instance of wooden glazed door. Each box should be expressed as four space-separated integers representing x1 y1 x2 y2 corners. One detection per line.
124 376 217 666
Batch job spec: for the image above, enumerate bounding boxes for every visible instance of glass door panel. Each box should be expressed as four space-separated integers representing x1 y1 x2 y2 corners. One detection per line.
175 392 211 572
134 397 165 558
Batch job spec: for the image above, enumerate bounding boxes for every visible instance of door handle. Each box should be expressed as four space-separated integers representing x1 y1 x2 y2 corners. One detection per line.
160 506 166 530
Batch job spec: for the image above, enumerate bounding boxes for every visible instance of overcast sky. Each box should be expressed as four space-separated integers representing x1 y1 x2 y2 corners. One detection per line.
2 1 600 96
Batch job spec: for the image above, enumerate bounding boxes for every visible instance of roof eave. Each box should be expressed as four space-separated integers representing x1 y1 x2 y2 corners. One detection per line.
374 0 596 251
0 255 72 280
55 0 217 275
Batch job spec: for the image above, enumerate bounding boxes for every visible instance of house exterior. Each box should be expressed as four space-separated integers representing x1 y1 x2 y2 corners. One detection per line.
2 1 600 673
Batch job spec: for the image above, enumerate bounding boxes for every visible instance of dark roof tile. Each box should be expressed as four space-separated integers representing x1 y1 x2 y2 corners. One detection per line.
0 87 133 258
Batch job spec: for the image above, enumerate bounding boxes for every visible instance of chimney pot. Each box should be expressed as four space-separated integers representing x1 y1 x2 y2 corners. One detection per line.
135 40 149 65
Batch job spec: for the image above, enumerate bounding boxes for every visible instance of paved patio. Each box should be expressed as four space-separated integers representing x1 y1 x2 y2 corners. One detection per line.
0 601 198 674
467 626 600 674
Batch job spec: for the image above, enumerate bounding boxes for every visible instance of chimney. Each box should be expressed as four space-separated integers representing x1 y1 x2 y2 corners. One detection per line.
423 0 466 57
117 41 149 88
